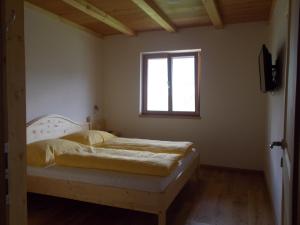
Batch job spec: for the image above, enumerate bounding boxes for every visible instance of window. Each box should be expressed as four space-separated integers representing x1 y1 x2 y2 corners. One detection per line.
141 51 200 116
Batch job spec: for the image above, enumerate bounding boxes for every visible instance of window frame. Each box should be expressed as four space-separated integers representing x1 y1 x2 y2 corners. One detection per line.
141 51 200 117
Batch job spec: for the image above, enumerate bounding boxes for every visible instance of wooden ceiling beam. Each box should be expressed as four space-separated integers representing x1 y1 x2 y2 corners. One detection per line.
62 0 135 36
202 0 223 29
25 1 103 39
131 0 176 32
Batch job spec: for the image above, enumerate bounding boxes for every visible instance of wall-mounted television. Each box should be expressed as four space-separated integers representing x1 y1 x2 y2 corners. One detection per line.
258 44 278 93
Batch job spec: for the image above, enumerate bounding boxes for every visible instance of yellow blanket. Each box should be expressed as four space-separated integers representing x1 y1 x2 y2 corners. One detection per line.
56 147 181 176
27 139 95 167
97 137 193 156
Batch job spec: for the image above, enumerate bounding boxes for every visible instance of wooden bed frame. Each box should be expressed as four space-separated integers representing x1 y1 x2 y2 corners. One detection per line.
26 115 200 225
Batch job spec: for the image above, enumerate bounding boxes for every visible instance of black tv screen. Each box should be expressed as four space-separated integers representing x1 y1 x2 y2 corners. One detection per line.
259 45 275 92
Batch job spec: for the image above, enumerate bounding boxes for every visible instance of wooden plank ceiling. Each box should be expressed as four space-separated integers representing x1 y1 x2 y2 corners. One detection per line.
26 0 273 37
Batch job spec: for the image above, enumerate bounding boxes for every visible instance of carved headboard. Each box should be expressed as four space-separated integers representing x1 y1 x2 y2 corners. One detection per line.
27 115 89 144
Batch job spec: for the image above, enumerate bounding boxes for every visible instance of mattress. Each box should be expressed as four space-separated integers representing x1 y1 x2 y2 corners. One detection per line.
27 148 199 193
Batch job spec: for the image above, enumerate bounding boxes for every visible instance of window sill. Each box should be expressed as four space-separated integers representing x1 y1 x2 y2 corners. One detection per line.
139 112 202 119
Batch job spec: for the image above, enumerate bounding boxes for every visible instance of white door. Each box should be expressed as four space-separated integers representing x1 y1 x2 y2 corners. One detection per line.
281 0 300 224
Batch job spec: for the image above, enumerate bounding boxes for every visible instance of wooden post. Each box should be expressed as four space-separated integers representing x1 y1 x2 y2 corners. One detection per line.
158 211 166 225
4 0 27 224
0 0 7 224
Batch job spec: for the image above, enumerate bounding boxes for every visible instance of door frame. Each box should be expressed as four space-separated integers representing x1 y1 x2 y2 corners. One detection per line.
292 5 300 224
0 0 7 223
3 0 27 225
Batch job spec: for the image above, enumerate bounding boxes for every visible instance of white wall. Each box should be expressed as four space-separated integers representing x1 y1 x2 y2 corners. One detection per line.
264 0 290 224
102 23 268 170
25 5 103 123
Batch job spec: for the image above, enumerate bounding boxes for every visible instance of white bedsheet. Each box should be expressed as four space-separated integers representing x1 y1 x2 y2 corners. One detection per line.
27 148 199 193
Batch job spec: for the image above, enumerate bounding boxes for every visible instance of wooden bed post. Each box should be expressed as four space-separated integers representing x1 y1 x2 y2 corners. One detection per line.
196 160 201 180
158 211 166 225
190 156 201 182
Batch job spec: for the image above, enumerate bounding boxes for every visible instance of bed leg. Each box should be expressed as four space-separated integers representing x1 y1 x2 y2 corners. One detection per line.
196 163 201 179
192 164 200 181
158 211 166 225
196 156 201 180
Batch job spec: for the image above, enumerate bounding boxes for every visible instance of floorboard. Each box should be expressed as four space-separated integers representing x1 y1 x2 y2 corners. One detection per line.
28 167 275 225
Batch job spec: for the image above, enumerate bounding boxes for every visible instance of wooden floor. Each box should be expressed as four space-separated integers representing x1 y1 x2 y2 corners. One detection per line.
28 167 275 225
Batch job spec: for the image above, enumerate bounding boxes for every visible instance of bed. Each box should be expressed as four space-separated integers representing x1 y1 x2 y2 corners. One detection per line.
26 114 200 225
